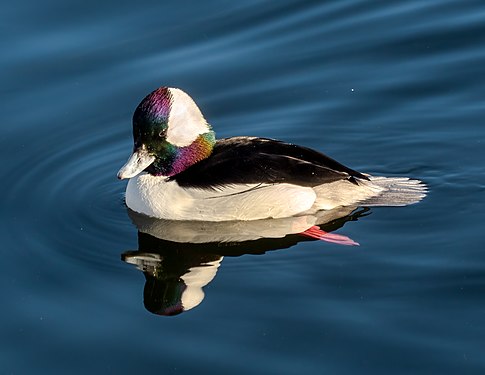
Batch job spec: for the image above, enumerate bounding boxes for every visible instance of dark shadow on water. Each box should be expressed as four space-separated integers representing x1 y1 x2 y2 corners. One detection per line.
121 207 370 316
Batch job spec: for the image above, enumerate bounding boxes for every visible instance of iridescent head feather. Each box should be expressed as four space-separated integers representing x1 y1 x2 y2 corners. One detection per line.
118 87 216 179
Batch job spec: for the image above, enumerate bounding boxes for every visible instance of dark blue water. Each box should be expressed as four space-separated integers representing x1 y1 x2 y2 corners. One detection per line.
2 1 485 373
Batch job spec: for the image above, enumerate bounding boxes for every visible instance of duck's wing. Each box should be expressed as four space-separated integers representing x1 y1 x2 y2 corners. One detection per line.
171 137 368 189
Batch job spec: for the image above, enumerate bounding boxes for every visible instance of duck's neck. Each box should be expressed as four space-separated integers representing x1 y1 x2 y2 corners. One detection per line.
147 131 216 177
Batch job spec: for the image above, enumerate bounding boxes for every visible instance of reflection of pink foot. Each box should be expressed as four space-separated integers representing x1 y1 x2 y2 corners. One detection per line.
300 226 359 246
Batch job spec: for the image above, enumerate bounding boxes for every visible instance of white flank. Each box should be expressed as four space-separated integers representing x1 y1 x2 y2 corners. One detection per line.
125 173 317 221
166 88 210 147
125 173 426 222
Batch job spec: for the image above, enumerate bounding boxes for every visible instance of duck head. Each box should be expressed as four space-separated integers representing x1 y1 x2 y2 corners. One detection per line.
118 87 216 179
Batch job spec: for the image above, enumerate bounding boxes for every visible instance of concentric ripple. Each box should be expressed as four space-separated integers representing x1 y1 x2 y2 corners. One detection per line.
3 119 134 270
1 0 485 373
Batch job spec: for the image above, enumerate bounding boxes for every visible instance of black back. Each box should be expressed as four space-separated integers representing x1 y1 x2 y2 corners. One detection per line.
170 137 368 189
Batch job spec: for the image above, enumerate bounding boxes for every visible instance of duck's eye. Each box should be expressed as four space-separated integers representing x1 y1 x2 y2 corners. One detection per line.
158 129 167 137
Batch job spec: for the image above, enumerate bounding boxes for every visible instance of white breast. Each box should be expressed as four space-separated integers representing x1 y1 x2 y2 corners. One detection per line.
125 173 317 221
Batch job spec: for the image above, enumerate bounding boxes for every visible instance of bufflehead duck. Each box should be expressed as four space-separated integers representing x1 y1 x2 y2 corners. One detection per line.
118 87 426 221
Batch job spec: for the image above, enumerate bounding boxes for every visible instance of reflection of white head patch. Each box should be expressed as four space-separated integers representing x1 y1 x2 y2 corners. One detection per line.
180 258 222 311
166 88 209 147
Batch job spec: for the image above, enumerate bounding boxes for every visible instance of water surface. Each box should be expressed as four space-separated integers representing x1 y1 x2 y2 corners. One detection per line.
1 1 485 374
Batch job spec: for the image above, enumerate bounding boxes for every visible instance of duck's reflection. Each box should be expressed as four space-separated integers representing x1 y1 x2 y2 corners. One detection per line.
122 207 368 316
123 243 222 316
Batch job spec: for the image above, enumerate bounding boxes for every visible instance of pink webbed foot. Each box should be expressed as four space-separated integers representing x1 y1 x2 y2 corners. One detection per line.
300 226 359 246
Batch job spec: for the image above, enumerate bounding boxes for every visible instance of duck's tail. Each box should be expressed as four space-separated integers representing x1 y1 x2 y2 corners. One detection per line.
359 176 427 207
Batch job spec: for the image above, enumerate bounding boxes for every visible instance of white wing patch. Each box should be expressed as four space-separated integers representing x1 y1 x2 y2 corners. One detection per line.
126 173 317 221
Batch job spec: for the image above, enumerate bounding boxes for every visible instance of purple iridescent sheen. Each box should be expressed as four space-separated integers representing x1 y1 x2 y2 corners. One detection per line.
133 87 216 177
136 87 172 124
167 132 216 176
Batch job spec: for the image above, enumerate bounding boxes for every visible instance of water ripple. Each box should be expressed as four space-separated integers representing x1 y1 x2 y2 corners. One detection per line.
4 120 131 270
2 1 485 372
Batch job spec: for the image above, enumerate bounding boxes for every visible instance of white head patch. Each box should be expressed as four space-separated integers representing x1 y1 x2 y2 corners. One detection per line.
166 88 210 147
